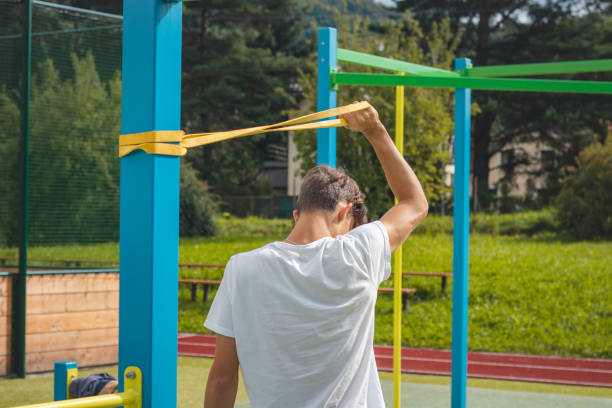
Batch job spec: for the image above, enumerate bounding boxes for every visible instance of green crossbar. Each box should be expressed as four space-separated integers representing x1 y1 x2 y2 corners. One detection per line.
337 48 459 77
462 59 612 77
333 72 612 94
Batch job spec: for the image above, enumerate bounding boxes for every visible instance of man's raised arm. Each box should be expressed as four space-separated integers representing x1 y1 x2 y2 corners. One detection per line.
342 104 428 252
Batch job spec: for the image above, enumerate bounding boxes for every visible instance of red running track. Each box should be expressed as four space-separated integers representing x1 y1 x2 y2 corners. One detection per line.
178 333 612 387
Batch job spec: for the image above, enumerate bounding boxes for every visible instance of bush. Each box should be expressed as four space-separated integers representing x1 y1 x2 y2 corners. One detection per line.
180 162 218 237
414 210 557 236
215 215 293 239
555 135 612 240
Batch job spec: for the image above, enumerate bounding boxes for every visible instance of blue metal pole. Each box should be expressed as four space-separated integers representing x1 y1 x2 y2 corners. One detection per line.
317 27 337 167
119 2 181 408
54 361 77 401
451 58 472 408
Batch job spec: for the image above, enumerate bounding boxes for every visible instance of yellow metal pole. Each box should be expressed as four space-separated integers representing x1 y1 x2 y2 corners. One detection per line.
10 366 141 408
8 393 133 408
392 73 405 408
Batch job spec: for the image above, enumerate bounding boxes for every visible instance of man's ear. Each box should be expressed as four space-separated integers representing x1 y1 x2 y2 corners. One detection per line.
337 202 353 223
293 209 299 222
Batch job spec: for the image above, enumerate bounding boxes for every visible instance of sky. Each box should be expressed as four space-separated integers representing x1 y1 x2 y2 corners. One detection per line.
374 0 397 8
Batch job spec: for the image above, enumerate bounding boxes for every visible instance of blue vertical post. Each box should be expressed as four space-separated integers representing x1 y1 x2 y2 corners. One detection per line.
119 2 182 408
451 58 472 408
317 27 337 167
53 361 77 401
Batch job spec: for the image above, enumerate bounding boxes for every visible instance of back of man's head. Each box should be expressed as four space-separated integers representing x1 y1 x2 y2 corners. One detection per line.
297 165 368 228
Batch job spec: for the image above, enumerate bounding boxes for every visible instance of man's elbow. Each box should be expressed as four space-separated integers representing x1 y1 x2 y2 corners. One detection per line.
414 196 429 224
421 198 429 219
208 374 238 392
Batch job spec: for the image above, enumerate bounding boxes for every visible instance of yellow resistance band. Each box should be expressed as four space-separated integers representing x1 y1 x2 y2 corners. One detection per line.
118 101 372 158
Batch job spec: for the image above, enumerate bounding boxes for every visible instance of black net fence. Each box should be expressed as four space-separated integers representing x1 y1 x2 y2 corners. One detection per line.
0 2 22 265
220 195 295 219
0 2 122 269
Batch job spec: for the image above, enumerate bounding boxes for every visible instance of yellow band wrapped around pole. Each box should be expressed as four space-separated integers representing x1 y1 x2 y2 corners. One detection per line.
393 73 405 408
118 102 371 158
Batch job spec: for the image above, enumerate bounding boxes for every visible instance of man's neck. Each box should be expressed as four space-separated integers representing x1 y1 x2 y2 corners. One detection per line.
285 212 334 245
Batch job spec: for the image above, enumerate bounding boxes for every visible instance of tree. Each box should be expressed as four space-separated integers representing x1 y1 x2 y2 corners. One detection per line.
396 0 612 210
180 161 218 237
0 53 121 245
555 133 612 239
181 0 310 197
0 53 220 246
291 10 459 217
0 88 21 247
488 11 612 204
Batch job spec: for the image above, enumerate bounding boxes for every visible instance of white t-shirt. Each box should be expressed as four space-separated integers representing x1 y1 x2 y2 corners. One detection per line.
204 221 392 408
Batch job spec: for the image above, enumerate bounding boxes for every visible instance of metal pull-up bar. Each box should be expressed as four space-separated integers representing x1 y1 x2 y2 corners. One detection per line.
332 72 612 94
335 47 612 94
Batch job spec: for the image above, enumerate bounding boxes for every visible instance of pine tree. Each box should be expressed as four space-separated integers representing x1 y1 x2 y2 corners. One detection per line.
181 0 310 196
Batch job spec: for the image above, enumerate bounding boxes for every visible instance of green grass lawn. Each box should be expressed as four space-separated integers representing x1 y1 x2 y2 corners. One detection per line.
0 357 250 407
178 231 612 359
1 357 610 407
2 216 610 358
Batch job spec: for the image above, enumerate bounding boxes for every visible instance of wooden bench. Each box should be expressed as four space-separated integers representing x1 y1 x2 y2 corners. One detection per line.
378 287 416 311
179 278 416 311
401 271 452 293
179 279 222 303
177 264 450 293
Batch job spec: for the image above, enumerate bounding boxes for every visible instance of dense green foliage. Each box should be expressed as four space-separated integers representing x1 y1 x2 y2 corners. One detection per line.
397 0 612 211
4 0 611 234
292 12 458 217
181 0 310 196
0 54 218 244
180 162 219 237
0 3 124 246
214 210 560 237
0 54 121 245
555 135 612 239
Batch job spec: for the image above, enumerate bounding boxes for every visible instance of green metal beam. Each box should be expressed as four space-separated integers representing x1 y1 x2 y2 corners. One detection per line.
337 48 459 77
461 59 612 77
333 72 612 94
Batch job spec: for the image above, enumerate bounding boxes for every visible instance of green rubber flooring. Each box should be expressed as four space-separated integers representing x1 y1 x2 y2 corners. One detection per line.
379 381 612 408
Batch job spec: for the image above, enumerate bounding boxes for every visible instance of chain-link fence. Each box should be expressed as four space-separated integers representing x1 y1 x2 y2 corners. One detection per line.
0 1 122 269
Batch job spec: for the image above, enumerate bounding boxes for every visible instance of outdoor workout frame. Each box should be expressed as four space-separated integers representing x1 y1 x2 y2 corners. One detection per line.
115 3 612 407
316 27 612 408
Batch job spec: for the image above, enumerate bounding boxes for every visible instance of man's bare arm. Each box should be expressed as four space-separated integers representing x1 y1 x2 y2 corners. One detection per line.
342 104 428 252
204 334 239 408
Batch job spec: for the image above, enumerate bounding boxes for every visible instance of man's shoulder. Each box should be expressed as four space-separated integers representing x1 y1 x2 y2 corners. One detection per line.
228 242 279 267
342 220 386 242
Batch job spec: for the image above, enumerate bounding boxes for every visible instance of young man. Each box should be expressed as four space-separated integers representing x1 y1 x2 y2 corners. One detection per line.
203 103 428 407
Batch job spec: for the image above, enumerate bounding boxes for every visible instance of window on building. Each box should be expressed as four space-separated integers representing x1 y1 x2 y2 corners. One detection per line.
501 149 514 167
541 149 555 168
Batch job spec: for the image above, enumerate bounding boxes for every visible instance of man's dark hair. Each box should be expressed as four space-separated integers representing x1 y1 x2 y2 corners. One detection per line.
297 165 368 228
